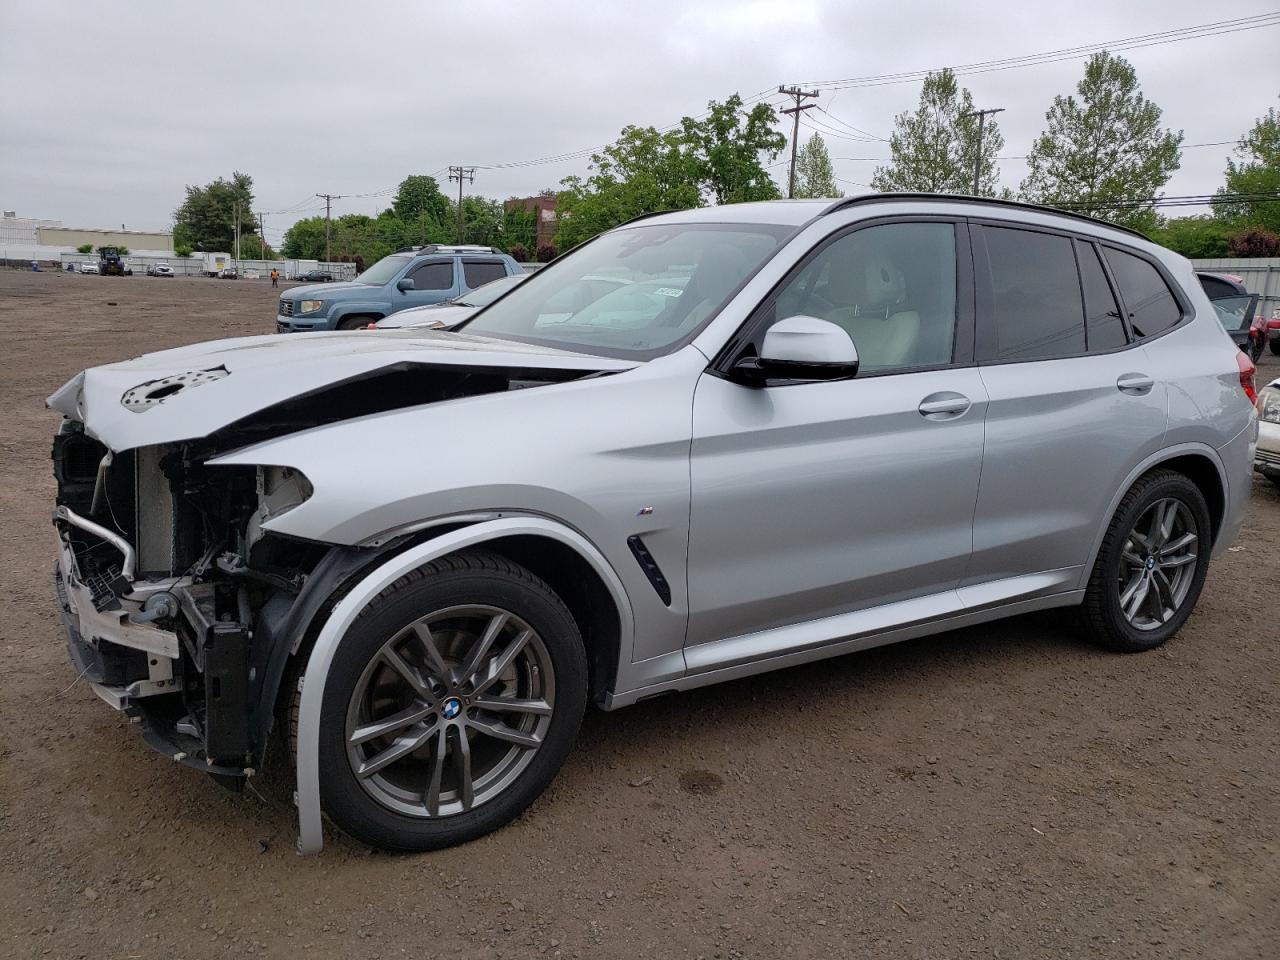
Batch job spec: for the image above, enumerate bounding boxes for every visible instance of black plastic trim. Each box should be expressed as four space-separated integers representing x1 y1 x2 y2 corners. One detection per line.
626 535 672 606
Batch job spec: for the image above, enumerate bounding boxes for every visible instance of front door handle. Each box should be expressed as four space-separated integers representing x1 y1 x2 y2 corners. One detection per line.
1116 373 1154 395
918 392 971 420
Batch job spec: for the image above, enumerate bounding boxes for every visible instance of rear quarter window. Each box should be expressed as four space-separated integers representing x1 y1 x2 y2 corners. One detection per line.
463 260 508 288
1103 248 1183 339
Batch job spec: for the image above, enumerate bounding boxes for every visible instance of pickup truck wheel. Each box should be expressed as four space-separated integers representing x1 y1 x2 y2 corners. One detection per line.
1081 469 1211 653
314 552 587 851
336 315 377 331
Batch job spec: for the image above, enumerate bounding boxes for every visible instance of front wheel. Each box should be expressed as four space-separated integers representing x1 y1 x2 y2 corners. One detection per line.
1081 469 1211 653
336 315 376 331
312 552 587 851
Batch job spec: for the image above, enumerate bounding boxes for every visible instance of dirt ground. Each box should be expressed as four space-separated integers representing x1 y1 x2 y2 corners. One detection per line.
0 267 1277 960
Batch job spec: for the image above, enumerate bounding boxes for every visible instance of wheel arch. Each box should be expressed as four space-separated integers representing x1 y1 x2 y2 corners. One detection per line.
290 516 635 855
1080 443 1229 590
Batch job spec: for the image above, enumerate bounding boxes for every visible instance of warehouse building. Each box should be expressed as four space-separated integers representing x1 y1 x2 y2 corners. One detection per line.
1 211 173 262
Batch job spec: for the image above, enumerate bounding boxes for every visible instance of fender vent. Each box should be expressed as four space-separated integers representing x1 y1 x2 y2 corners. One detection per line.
627 535 671 606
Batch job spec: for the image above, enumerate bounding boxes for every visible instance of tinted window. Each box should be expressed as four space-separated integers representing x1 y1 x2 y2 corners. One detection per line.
463 260 507 289
409 261 454 291
770 222 957 373
1209 295 1256 333
1078 242 1127 351
984 227 1084 361
1104 248 1181 339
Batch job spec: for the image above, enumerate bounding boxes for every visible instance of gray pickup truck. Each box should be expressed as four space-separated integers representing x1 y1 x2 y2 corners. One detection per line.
276 245 522 331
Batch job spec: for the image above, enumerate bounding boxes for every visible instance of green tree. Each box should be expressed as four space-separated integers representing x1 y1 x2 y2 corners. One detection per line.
392 175 452 227
1148 216 1231 258
174 244 193 258
793 133 842 199
1021 52 1182 232
97 245 129 256
556 124 702 248
502 203 538 254
460 196 505 246
280 215 328 260
76 243 93 254
172 171 257 251
236 235 274 260
1212 99 1280 235
680 93 786 204
872 69 1005 196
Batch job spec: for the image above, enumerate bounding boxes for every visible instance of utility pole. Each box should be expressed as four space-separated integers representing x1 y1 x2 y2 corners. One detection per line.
257 211 265 261
315 193 344 263
448 166 476 243
960 107 1005 195
778 85 819 199
233 200 241 266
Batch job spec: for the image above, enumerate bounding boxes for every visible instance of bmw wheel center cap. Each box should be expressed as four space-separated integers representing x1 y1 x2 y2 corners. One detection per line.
442 697 462 720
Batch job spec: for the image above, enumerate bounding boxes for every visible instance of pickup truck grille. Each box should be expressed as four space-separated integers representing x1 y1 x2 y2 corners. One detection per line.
279 299 293 316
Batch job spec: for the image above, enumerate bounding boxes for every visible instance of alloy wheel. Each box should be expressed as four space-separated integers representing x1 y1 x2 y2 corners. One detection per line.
344 604 555 819
1117 497 1199 632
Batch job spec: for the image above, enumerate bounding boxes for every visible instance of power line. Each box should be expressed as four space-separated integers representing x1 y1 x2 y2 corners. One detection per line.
791 13 1280 91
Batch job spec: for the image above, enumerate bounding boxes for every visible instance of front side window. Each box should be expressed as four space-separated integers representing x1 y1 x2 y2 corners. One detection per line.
460 222 789 359
984 226 1085 362
463 260 507 289
766 221 958 373
409 261 454 291
1104 248 1182 339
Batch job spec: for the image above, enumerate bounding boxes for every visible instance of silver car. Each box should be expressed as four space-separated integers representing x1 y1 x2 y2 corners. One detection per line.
373 273 528 329
48 196 1258 854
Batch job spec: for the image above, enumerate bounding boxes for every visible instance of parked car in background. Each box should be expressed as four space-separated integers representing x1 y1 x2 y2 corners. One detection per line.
218 268 239 280
49 196 1256 855
1197 271 1265 362
276 244 522 331
1257 373 1280 485
78 262 98 274
146 263 174 277
373 273 528 329
295 270 334 283
1267 307 1280 356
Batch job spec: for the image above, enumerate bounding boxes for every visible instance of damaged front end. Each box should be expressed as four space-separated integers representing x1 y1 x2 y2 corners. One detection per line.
52 422 328 781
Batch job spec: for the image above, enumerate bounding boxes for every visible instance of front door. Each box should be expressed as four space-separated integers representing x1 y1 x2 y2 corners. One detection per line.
685 219 986 653
402 259 458 308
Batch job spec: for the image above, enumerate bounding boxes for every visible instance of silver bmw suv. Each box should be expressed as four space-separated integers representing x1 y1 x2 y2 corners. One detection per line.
49 195 1258 854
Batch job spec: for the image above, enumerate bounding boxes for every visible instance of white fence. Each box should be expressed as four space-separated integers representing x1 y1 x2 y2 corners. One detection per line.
54 253 357 281
1192 258 1280 318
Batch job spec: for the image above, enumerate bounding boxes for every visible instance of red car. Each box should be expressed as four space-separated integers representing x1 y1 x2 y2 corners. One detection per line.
1268 306 1280 357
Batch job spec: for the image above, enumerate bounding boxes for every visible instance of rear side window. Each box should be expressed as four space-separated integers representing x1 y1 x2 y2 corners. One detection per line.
463 260 507 288
1077 242 1128 351
408 260 454 290
983 226 1085 361
1103 248 1182 339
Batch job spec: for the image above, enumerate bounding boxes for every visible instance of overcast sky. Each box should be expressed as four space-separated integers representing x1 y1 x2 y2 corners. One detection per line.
3 0 1277 245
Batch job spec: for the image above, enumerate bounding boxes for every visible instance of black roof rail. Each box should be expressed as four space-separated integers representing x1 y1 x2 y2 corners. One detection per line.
822 192 1151 241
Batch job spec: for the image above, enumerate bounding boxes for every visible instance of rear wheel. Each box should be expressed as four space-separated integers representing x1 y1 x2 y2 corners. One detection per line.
1082 469 1211 653
1250 336 1264 364
313 552 587 851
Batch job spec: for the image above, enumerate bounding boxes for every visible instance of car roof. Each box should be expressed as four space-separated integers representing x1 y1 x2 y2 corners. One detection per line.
626 193 1151 243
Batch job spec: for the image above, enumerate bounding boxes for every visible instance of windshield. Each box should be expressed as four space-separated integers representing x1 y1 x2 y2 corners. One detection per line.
455 274 524 307
459 222 790 358
357 254 412 286
1210 295 1255 332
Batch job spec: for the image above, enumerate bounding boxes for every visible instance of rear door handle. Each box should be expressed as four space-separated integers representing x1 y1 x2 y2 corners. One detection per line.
1116 373 1154 395
918 392 971 420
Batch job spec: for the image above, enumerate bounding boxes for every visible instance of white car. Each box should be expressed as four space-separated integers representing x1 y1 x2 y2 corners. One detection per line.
1257 375 1280 485
78 262 99 275
147 263 174 277
374 274 529 329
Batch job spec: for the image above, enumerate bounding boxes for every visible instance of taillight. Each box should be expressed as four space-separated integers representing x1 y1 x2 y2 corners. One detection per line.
1237 350 1257 404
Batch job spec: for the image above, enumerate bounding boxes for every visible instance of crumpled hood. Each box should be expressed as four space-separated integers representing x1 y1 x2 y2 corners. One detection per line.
48 330 638 451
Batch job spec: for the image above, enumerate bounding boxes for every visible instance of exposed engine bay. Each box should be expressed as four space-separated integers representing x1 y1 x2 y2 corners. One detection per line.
50 358 610 783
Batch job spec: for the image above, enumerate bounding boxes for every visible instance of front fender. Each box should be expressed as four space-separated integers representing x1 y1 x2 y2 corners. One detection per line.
292 516 636 855
328 300 389 323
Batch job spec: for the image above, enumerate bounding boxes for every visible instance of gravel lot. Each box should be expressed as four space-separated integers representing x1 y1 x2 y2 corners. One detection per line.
0 268 1277 960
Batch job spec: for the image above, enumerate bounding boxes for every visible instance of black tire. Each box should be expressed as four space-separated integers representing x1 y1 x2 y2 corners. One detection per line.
1250 337 1264 365
310 551 586 851
336 315 377 331
1081 469 1212 653
1270 337 1280 357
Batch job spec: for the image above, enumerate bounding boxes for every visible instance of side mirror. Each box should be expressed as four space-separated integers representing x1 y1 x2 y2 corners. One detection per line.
396 278 415 292
733 315 859 386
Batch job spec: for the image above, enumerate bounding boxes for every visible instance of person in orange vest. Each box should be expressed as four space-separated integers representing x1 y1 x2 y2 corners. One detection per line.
270 267 280 288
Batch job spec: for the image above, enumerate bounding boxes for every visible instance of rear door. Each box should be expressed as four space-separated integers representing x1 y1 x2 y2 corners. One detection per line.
964 224 1169 593
461 258 510 293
